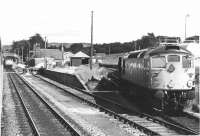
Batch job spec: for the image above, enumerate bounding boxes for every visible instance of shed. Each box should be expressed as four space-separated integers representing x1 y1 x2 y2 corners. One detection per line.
71 51 90 66
29 49 63 67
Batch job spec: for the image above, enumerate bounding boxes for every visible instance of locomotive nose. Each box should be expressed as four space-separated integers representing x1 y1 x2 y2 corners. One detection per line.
167 64 175 73
187 80 193 87
167 80 175 88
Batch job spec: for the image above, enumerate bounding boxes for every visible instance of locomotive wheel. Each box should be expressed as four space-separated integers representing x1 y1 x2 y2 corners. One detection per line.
152 98 165 112
152 90 165 111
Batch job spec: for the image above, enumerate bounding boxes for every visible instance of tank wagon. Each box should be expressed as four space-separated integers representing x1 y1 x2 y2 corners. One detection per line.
118 45 195 111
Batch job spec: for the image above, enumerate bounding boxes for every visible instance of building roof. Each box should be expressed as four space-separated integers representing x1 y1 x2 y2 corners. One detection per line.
63 51 74 57
3 52 20 58
31 49 63 59
72 51 90 58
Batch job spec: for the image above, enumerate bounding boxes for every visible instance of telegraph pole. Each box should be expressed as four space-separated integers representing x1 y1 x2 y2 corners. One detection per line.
44 36 47 49
90 11 94 70
27 41 30 62
185 14 190 40
0 37 2 65
61 43 64 60
21 46 24 63
44 37 47 68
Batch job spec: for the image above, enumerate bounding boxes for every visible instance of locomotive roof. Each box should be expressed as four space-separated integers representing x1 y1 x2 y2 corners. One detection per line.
147 45 193 56
125 45 193 59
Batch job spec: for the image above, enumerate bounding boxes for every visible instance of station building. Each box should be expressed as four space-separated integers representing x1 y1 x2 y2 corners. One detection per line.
71 51 90 66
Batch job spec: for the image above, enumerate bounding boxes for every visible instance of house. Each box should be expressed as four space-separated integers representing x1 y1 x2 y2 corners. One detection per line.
29 48 63 68
30 48 63 60
71 51 90 66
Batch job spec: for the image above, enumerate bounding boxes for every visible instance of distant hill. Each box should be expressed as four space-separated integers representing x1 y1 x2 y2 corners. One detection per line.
48 42 91 49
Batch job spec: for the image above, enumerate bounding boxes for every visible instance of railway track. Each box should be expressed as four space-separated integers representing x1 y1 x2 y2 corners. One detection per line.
8 72 80 136
108 70 200 134
157 111 200 134
33 74 199 135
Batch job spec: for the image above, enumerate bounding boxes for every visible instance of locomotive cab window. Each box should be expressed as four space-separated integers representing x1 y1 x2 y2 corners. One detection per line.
182 56 192 68
167 55 180 62
151 56 166 68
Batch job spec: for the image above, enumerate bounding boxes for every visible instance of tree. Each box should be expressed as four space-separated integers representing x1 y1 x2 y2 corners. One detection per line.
11 40 30 62
136 33 158 50
69 43 83 53
29 33 45 50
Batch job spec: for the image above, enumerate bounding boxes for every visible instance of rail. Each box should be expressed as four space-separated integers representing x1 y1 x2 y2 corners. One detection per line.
33 74 159 135
34 74 199 135
8 73 40 136
10 73 81 136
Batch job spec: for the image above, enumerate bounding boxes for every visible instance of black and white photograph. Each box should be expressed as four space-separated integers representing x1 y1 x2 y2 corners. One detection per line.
0 0 199 135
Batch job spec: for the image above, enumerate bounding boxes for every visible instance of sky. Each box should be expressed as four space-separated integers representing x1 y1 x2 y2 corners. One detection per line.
0 0 199 45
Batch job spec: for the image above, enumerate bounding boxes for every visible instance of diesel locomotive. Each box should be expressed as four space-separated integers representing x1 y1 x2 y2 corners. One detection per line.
118 45 195 111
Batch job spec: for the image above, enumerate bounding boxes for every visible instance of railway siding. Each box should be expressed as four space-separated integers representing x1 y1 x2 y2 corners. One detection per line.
22 74 145 136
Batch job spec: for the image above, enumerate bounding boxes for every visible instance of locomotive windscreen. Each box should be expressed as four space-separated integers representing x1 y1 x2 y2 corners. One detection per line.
165 46 180 50
168 55 180 62
151 56 166 68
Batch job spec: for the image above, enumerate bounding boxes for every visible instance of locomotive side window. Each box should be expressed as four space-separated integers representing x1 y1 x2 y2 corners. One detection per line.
138 51 146 58
182 56 192 68
168 55 180 62
151 56 166 68
128 52 140 58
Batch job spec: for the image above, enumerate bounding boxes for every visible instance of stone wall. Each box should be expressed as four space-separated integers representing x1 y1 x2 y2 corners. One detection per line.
38 69 85 90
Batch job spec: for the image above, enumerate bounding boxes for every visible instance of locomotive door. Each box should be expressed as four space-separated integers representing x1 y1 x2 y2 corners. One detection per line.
118 57 125 76
144 59 149 86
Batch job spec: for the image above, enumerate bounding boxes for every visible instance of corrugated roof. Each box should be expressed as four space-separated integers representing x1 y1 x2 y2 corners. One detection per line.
72 51 90 58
